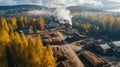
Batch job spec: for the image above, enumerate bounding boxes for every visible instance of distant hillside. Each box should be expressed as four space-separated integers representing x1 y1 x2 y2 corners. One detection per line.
0 5 46 10
0 5 47 17
0 5 102 17
67 6 102 13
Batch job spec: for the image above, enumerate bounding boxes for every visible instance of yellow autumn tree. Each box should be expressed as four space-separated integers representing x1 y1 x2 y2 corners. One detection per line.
27 38 37 67
0 18 9 32
7 31 23 67
27 37 56 67
23 16 29 28
19 32 28 67
18 16 25 29
8 23 14 32
0 28 10 45
20 32 28 47
37 17 45 31
0 28 10 67
10 18 17 30
42 45 56 67
35 35 44 66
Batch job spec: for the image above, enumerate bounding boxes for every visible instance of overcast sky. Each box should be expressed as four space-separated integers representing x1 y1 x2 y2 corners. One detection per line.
0 0 120 10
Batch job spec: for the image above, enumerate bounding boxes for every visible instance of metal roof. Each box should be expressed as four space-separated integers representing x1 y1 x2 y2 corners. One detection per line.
113 41 120 47
99 44 111 49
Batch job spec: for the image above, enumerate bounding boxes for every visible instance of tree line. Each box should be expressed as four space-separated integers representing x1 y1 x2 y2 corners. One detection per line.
0 17 56 67
73 14 120 40
0 16 45 34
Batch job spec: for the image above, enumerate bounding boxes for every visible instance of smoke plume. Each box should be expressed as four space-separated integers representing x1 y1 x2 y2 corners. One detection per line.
27 8 72 25
54 8 72 25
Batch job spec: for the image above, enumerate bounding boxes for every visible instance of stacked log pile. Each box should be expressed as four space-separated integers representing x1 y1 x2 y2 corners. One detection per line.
42 37 64 45
52 45 84 67
42 31 65 45
79 51 107 67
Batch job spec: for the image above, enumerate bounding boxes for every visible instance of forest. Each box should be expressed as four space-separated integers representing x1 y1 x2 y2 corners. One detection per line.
72 13 120 41
0 17 56 67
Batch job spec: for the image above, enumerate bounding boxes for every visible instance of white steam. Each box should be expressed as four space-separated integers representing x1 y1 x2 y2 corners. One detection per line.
27 8 72 25
54 8 72 25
